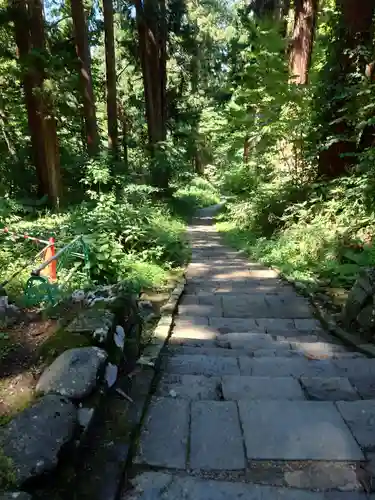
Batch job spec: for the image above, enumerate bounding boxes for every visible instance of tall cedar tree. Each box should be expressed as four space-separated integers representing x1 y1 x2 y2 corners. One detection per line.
134 0 168 188
70 0 99 155
318 0 375 176
10 0 61 207
289 0 318 84
103 0 118 156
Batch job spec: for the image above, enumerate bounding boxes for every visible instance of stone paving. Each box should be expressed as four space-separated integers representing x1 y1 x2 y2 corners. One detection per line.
123 206 375 499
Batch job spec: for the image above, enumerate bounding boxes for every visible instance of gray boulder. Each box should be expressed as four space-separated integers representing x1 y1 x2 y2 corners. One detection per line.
36 347 107 399
1 395 77 486
342 268 375 337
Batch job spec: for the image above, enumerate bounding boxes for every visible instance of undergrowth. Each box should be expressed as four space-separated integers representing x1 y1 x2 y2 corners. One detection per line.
0 176 218 302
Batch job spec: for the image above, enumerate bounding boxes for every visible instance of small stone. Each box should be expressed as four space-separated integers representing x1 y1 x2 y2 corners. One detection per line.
36 347 107 399
93 326 109 343
71 290 85 303
1 395 77 485
105 362 118 388
78 407 94 428
169 390 177 398
114 325 125 349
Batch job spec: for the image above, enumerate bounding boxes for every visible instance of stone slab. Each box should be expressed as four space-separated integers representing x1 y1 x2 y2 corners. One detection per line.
334 359 375 378
178 304 223 317
166 354 240 376
239 400 364 460
336 400 375 450
239 357 339 377
168 345 245 357
221 296 271 318
300 377 359 401
157 374 220 400
284 462 360 491
190 401 245 470
128 472 327 500
209 317 262 333
350 376 375 399
180 295 222 307
216 332 289 350
294 318 322 331
136 398 189 468
221 376 306 400
254 318 295 332
265 296 312 319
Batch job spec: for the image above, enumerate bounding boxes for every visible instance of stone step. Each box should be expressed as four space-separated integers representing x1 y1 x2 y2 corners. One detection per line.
166 354 240 376
157 374 221 400
221 375 306 401
128 471 373 499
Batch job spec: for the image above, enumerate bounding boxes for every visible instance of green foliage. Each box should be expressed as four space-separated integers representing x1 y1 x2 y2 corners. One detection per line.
0 448 16 490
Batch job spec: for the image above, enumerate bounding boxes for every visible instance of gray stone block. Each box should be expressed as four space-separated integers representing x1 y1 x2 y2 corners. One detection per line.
128 472 326 500
136 397 189 468
190 401 245 470
221 376 305 400
157 374 220 400
216 332 285 350
334 359 375 378
265 296 312 318
222 296 271 318
36 347 108 399
294 318 322 331
1 394 77 485
178 304 223 317
168 345 244 357
300 377 359 401
284 462 360 491
239 357 339 377
336 400 375 450
255 318 295 332
209 317 262 333
238 400 364 460
350 376 375 399
166 354 240 376
291 341 348 359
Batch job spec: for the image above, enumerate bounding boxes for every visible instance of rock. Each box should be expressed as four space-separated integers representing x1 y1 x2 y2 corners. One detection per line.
67 309 114 334
36 347 107 399
357 303 375 330
71 290 85 303
114 325 125 349
342 268 375 328
0 493 33 500
1 395 77 485
104 362 118 388
78 407 94 429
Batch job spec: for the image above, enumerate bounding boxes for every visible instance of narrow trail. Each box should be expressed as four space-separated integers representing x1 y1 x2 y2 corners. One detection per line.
123 205 375 499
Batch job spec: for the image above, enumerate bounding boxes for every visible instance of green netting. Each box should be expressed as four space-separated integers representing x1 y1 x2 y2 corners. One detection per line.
24 236 90 307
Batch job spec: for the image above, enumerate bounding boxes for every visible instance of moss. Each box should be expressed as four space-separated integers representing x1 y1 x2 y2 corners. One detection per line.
37 327 91 365
0 448 17 491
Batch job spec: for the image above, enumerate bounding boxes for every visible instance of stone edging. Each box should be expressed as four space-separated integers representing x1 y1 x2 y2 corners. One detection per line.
138 277 186 368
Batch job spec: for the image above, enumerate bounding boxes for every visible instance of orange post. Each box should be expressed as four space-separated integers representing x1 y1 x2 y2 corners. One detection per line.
41 237 57 282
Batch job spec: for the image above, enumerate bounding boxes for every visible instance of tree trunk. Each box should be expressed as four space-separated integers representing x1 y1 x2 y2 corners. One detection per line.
103 0 118 156
70 0 99 155
289 0 318 84
118 102 128 169
134 0 168 188
10 0 61 207
318 0 375 176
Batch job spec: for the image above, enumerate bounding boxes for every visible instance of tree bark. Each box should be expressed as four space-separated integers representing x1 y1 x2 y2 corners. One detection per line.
289 0 318 84
10 0 61 207
318 0 375 176
70 0 99 155
243 136 250 164
103 0 118 156
134 0 168 188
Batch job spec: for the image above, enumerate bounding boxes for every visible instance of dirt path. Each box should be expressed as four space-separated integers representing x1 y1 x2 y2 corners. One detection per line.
123 205 375 499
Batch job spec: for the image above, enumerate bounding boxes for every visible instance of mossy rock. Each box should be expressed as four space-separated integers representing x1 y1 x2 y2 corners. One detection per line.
37 327 91 365
0 447 17 491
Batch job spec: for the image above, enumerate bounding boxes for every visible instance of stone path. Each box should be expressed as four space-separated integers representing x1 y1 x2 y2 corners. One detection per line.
123 206 375 499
